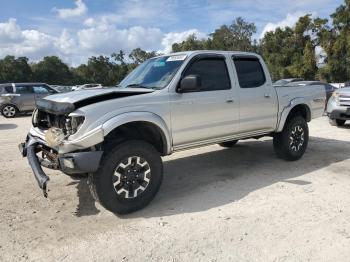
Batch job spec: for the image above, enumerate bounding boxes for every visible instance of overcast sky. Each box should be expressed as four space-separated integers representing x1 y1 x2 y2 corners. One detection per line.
0 0 343 66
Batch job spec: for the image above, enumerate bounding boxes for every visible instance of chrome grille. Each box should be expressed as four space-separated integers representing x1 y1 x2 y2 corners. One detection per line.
339 94 350 106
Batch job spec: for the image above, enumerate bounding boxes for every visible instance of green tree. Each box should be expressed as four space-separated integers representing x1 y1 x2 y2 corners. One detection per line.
31 56 72 85
172 34 208 52
210 17 256 51
128 48 157 64
318 0 350 82
0 56 33 82
260 15 319 81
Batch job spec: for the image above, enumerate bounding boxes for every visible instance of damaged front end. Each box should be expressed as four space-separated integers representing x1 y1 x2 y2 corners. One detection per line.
20 100 103 197
32 106 85 147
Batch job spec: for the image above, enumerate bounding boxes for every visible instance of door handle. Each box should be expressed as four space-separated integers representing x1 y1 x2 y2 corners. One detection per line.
226 99 234 103
264 94 271 98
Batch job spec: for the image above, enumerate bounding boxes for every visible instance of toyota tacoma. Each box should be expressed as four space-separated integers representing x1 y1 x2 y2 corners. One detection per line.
19 51 326 214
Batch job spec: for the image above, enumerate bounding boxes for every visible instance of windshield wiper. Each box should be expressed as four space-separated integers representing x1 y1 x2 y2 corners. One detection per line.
125 84 154 89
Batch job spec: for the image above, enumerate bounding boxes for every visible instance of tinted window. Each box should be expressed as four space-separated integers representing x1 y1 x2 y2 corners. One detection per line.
233 58 266 88
0 86 13 93
4 86 13 93
184 58 231 91
33 85 49 94
16 86 33 94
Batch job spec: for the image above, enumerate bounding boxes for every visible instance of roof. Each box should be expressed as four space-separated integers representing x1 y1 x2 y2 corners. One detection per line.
0 83 48 86
156 50 261 58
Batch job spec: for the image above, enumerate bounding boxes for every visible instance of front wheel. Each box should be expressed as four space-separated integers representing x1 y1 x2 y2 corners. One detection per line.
273 116 309 161
89 140 163 214
329 118 346 127
1 105 18 118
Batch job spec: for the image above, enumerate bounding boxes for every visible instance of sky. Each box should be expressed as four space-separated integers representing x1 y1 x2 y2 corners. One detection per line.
0 0 344 66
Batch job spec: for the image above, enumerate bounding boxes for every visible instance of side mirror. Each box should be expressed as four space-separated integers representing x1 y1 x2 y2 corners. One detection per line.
178 75 201 93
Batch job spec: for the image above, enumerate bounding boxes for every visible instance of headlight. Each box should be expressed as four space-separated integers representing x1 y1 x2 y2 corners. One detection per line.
45 127 66 147
65 116 85 135
332 92 339 105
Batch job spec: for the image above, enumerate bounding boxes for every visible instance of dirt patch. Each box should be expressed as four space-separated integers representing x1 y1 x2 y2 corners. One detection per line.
1 116 350 261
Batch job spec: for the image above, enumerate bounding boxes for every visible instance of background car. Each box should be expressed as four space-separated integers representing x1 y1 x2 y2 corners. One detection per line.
326 87 350 127
50 85 73 93
0 83 57 118
273 78 304 86
71 83 102 91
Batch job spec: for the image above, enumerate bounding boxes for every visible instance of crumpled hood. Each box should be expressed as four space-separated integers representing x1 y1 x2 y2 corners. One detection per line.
36 87 154 115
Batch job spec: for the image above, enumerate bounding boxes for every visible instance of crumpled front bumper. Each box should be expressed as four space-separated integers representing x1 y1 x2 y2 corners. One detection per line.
19 134 103 197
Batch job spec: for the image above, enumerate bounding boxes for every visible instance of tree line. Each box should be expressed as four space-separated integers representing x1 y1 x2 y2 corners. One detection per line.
0 0 349 85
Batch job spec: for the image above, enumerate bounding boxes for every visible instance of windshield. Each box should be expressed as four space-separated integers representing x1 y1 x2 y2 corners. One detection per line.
118 55 187 89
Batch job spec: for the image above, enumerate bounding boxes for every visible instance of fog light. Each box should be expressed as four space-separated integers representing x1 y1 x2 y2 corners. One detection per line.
63 158 75 169
45 127 65 147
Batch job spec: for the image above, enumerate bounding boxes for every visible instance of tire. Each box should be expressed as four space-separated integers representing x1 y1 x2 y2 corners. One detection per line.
1 104 18 118
329 118 346 127
273 116 309 161
89 140 163 214
219 140 238 148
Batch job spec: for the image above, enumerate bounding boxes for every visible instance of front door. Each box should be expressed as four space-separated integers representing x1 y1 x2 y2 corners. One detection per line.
13 85 35 111
170 55 239 147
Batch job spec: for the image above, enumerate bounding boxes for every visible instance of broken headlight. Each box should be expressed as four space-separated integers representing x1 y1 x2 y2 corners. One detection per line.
65 116 85 135
45 127 66 147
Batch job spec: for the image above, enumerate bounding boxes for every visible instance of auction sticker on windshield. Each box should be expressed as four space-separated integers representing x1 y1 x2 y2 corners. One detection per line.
166 55 187 62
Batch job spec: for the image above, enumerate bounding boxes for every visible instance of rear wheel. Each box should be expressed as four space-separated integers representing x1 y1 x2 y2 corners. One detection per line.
329 118 346 127
1 105 18 118
219 140 238 148
273 116 309 161
89 140 163 214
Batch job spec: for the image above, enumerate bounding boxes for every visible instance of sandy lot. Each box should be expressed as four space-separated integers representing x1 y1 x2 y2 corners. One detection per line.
0 115 350 261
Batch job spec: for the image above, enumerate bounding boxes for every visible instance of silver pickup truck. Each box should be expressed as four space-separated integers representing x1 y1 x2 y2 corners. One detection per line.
20 51 325 214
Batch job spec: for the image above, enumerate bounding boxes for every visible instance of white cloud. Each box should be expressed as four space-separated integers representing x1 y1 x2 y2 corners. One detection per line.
0 15 207 66
0 19 51 57
83 0 177 28
161 29 207 53
77 25 163 54
0 18 24 44
53 0 87 19
260 11 307 38
0 18 76 63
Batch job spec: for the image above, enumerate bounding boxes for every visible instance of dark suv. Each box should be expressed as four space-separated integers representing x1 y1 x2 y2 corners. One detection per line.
0 83 57 118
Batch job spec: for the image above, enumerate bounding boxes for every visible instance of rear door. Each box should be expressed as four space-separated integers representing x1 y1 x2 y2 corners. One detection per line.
13 85 35 111
232 56 278 133
170 54 239 147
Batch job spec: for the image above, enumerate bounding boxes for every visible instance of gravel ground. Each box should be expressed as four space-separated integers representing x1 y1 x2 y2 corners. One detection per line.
0 115 350 262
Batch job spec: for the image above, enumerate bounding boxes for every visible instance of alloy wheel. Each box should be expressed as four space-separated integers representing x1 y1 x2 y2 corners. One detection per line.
289 125 305 152
2 106 16 117
112 156 151 199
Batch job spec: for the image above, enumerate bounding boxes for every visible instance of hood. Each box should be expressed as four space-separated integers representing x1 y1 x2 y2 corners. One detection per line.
36 87 154 115
337 87 350 95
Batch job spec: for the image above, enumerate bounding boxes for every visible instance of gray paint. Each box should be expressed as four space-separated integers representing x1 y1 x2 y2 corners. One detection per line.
26 51 325 155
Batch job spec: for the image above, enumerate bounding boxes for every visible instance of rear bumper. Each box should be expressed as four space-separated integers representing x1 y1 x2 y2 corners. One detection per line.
19 134 103 196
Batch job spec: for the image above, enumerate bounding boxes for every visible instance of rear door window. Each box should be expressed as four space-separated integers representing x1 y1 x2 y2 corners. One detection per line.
15 86 33 94
33 85 50 94
233 57 266 88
